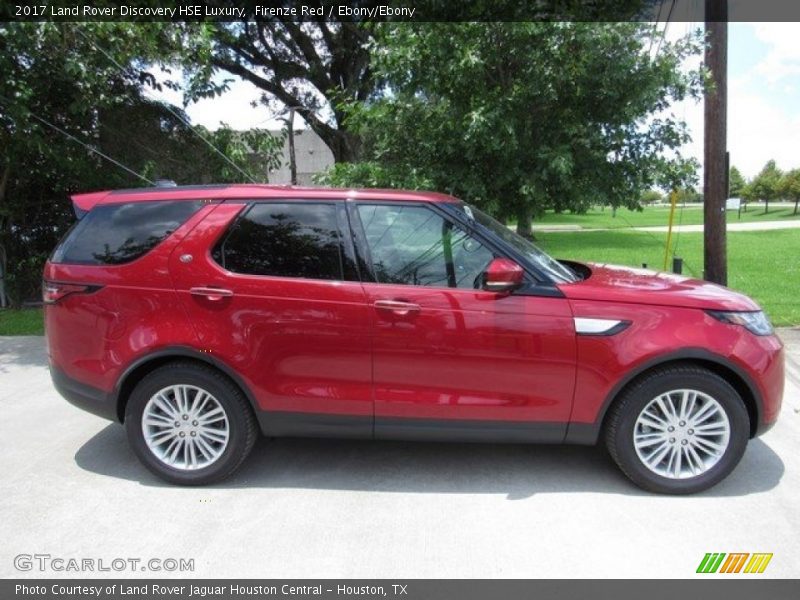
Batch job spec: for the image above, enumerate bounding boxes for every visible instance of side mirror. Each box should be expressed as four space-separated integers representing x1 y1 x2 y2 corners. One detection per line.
482 258 524 293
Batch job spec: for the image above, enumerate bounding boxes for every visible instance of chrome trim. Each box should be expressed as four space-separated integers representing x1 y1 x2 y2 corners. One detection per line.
574 317 626 335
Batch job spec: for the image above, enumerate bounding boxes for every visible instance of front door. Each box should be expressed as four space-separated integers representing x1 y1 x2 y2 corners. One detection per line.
351 201 576 442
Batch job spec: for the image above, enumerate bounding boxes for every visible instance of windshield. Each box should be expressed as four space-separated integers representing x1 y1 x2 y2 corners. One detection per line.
464 204 578 283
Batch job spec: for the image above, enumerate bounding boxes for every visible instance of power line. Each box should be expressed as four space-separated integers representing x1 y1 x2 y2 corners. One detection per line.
654 0 677 60
253 107 289 127
75 27 260 184
0 94 155 185
648 0 666 57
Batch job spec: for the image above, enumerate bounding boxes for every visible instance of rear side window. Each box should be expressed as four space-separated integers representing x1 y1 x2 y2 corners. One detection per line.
213 202 345 280
52 200 203 265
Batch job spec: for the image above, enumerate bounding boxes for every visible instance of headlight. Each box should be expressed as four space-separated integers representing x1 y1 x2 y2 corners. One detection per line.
707 310 774 336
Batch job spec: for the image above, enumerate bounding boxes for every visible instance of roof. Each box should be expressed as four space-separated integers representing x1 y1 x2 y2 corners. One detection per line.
71 184 460 213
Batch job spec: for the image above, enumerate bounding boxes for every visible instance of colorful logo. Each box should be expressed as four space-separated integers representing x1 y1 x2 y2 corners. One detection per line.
697 553 773 574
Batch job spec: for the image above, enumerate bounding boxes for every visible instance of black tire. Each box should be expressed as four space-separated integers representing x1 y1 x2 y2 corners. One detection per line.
604 364 750 494
124 361 258 485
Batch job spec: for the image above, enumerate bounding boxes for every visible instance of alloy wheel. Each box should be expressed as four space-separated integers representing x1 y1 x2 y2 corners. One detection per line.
632 389 731 479
141 384 230 470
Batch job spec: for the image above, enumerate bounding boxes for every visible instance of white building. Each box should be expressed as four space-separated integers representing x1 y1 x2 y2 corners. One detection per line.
267 128 334 185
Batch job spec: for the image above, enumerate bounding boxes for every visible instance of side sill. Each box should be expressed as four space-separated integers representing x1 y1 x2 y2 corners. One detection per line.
50 365 117 422
255 411 570 444
376 417 567 443
256 411 372 440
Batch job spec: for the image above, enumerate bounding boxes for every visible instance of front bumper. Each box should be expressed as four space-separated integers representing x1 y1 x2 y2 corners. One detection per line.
752 335 784 437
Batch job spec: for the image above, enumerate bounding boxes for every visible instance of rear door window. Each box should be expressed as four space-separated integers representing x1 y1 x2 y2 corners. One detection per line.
213 202 349 281
51 200 203 265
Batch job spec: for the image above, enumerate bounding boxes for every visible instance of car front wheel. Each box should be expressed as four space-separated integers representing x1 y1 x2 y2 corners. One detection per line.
605 364 750 494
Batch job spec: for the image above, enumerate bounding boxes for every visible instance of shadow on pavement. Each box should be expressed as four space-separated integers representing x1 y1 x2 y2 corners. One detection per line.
0 336 47 372
75 423 784 499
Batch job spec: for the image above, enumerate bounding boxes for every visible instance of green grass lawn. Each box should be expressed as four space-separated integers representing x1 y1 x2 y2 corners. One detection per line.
0 308 44 335
538 228 800 327
532 204 800 230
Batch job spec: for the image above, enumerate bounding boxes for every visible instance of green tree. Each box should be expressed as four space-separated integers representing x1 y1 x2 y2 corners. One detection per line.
0 22 283 305
320 22 702 236
641 190 663 205
729 165 746 197
173 1 653 165
189 125 284 182
778 168 800 215
178 20 374 163
0 23 144 306
675 186 702 205
748 160 783 214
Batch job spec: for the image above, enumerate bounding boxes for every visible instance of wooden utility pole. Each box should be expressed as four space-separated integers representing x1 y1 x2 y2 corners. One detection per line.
704 0 728 285
287 106 297 185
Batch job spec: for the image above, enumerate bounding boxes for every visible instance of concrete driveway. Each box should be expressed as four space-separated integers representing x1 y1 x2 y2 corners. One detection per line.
1 333 798 579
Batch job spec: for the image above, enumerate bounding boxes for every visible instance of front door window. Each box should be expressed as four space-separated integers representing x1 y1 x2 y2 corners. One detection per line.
356 204 495 289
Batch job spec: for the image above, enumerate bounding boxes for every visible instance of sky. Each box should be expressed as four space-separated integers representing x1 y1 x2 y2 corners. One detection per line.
149 22 800 180
672 22 800 179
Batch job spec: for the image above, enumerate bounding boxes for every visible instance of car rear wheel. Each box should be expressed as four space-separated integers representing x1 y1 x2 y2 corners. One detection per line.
605 364 750 494
125 362 258 485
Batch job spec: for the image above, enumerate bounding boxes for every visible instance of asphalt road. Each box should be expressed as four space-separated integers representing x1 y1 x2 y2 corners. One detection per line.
1 333 798 579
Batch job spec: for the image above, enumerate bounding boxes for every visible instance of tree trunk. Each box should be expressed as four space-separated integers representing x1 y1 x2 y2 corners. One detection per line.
765 198 769 214
333 131 360 163
516 206 532 239
303 118 359 164
794 198 799 215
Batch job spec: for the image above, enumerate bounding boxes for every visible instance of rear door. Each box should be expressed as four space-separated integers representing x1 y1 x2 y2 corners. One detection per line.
350 201 576 442
170 200 372 437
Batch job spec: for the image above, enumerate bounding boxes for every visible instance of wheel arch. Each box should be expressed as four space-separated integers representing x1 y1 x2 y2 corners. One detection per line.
113 346 259 423
565 349 762 445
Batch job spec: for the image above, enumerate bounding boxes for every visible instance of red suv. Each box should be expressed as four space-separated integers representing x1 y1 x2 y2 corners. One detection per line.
44 185 784 493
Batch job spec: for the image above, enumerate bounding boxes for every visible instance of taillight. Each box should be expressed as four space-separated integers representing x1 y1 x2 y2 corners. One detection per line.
42 281 97 304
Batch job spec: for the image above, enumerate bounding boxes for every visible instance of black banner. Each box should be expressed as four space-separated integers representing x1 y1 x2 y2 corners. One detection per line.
4 580 800 600
3 0 800 23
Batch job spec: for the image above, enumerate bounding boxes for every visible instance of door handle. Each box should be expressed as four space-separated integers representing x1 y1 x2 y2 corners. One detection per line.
374 299 421 316
190 287 234 301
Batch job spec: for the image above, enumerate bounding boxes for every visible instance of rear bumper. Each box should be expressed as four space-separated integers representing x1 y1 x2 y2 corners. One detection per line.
50 364 118 422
